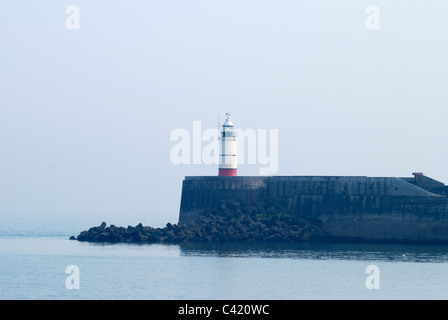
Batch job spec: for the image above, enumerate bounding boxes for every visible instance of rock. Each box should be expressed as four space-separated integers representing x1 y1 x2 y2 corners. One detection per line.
77 230 89 241
98 232 110 242
72 212 321 244
266 233 282 241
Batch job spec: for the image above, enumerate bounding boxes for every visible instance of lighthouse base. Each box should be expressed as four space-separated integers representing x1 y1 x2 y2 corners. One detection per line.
218 169 237 176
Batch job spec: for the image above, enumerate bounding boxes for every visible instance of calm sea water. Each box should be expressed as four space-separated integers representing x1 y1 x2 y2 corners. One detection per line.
2 214 448 299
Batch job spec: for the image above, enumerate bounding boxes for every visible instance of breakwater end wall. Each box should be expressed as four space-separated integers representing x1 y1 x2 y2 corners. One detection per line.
179 173 448 243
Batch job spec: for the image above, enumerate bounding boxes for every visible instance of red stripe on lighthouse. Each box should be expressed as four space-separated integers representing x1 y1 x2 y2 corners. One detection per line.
218 169 237 176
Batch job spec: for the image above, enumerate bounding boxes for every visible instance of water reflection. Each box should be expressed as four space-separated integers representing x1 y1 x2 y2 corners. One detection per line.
178 241 448 263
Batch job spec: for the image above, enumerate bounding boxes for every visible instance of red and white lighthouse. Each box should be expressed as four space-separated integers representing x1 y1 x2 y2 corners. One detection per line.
218 113 238 176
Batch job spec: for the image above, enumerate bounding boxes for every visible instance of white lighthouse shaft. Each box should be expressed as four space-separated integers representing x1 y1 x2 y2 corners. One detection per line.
218 113 238 176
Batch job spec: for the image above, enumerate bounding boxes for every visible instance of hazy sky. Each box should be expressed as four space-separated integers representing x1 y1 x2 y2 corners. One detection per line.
1 1 447 226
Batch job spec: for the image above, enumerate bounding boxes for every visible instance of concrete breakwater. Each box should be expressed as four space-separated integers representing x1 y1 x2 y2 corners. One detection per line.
72 172 448 244
178 173 448 244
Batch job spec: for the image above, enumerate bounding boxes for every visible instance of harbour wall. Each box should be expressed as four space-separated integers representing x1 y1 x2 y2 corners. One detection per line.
178 176 448 243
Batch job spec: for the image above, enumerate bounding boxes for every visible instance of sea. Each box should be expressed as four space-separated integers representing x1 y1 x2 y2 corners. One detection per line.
2 213 448 300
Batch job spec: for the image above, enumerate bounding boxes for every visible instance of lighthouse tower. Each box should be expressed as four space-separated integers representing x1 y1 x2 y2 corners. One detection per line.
218 113 238 176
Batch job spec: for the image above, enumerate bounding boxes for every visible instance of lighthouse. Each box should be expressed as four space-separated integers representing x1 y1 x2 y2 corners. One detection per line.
218 113 238 176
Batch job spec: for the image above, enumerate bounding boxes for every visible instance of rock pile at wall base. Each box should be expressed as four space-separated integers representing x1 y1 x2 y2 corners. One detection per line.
71 214 324 244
